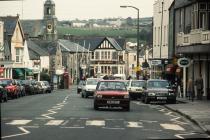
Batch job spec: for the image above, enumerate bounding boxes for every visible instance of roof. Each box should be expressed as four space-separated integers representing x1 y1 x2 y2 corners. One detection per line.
58 39 88 53
0 16 17 35
21 20 45 37
44 0 55 5
174 0 195 9
72 37 125 51
27 40 49 57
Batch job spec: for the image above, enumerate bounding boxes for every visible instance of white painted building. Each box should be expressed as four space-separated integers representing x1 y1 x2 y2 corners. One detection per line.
153 0 174 59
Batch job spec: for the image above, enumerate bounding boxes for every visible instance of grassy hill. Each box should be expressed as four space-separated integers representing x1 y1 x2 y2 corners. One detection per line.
57 26 151 43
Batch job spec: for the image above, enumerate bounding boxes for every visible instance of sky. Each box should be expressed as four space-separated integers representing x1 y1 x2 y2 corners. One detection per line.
0 0 155 20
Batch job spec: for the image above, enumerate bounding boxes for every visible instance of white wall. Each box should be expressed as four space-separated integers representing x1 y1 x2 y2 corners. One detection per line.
40 56 49 70
153 0 174 59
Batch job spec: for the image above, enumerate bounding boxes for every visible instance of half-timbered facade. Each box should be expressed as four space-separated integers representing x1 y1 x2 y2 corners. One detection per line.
75 37 126 78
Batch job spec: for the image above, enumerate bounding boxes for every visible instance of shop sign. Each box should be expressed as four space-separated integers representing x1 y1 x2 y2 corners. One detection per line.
177 58 191 67
151 60 161 66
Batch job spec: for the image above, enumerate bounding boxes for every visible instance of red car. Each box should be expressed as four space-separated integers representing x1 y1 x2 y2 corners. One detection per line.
94 80 130 111
0 79 20 99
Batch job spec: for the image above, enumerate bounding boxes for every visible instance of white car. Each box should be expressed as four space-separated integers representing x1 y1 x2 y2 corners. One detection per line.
127 80 146 100
81 78 101 98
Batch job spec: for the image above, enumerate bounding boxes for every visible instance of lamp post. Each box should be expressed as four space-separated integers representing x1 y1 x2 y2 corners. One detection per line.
120 5 140 79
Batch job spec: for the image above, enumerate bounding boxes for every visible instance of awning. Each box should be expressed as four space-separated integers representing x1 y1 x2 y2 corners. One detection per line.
25 68 33 76
13 68 24 77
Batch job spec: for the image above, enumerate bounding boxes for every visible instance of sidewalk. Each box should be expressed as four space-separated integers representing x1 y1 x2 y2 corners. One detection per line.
164 97 210 135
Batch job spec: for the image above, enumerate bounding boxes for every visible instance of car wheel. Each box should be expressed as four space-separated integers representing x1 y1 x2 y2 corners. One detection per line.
4 96 8 102
145 97 150 104
124 105 130 111
94 103 98 110
81 92 84 98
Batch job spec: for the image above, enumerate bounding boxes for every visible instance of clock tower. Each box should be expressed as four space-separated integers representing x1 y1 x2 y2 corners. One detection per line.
43 0 57 41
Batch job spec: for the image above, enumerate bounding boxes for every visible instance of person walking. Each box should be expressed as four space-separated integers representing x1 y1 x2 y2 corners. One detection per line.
187 77 194 101
195 74 203 100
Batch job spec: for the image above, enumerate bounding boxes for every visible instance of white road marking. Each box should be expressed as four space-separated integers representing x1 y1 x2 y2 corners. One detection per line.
102 127 125 130
126 121 143 128
175 132 197 139
60 126 85 129
160 123 185 131
86 120 105 126
1 126 39 139
45 120 64 126
6 120 32 125
61 120 69 126
139 120 158 123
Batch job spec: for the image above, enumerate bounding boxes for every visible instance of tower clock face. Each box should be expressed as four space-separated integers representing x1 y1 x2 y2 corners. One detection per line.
47 23 52 32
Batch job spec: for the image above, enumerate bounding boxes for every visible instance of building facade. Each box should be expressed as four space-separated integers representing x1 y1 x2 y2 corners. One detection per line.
170 0 210 100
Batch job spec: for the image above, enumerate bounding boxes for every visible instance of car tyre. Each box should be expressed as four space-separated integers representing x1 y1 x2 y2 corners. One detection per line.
145 97 150 104
124 105 130 111
94 103 98 110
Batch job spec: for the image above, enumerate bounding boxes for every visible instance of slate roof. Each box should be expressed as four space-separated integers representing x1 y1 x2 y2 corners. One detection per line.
21 20 45 37
72 37 125 51
58 39 88 53
0 16 17 35
174 0 195 9
27 40 49 56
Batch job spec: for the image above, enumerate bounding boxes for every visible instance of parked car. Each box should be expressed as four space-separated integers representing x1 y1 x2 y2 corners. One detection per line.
0 81 8 102
81 78 101 98
142 79 176 104
42 81 52 93
0 78 20 99
127 80 146 100
94 80 130 111
16 80 26 96
22 80 40 95
77 80 85 94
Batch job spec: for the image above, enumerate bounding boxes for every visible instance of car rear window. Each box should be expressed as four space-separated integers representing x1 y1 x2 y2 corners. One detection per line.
97 81 126 91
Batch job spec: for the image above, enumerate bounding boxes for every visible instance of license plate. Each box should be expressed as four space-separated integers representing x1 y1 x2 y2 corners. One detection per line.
157 97 167 100
107 101 120 104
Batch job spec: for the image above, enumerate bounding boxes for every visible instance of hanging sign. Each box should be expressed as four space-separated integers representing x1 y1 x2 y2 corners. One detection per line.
177 57 191 67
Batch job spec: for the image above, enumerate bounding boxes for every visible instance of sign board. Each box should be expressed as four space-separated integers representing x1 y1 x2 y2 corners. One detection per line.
177 57 191 67
151 60 161 66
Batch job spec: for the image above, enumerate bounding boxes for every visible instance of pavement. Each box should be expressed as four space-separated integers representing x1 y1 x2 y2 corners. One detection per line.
164 97 210 135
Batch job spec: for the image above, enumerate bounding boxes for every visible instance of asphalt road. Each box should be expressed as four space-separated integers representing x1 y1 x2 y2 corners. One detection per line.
1 86 209 140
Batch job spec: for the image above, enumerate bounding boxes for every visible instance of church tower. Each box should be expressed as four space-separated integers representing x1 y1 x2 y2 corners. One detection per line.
43 0 57 41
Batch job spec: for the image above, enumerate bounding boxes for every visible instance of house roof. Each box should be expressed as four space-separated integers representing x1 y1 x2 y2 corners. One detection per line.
174 0 194 9
0 16 17 35
27 40 49 57
21 20 45 37
58 39 88 53
72 37 125 51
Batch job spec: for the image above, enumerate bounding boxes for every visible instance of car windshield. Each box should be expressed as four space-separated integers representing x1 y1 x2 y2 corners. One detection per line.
131 81 145 87
147 81 169 88
86 79 98 85
98 81 127 91
43 81 49 86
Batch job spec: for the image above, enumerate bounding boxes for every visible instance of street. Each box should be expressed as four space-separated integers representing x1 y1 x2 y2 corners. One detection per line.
1 86 209 140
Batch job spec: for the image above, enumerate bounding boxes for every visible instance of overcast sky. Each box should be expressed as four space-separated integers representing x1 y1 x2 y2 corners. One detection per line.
0 0 155 20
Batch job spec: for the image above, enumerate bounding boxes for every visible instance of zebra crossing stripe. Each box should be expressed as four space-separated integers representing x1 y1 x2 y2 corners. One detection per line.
86 120 105 126
45 120 64 126
126 122 143 128
6 120 32 125
160 123 185 131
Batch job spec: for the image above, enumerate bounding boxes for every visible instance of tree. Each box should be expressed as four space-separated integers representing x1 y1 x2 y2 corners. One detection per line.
40 72 50 82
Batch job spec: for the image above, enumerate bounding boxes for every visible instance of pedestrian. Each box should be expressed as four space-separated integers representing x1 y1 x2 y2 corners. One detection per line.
187 77 194 101
195 74 203 100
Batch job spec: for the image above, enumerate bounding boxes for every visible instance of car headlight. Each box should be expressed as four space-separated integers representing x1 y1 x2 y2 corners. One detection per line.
124 94 129 99
148 93 156 96
96 94 103 98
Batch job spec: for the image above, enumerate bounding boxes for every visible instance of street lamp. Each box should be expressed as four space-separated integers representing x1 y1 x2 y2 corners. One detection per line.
120 5 140 79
